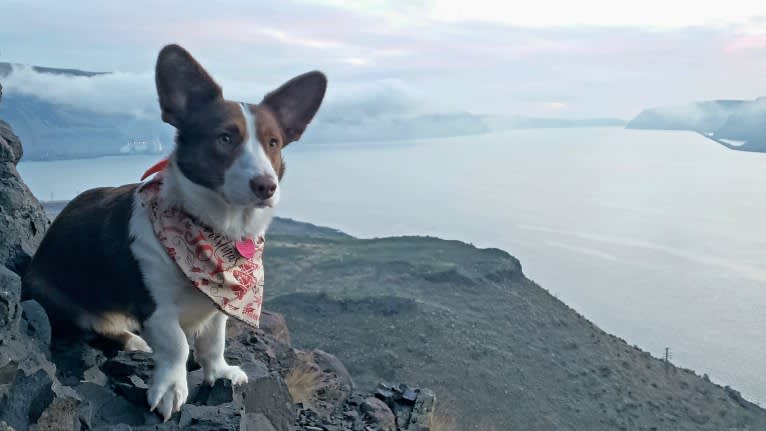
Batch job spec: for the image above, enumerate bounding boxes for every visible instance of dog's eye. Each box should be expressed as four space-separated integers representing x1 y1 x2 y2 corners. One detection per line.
268 138 279 148
217 133 232 145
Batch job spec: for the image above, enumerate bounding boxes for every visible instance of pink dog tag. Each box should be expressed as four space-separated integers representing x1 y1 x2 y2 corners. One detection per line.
235 238 256 259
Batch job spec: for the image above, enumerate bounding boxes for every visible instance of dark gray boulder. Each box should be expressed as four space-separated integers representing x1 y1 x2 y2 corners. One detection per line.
0 83 84 431
0 82 48 277
0 369 54 430
361 397 396 430
0 265 61 431
0 120 22 165
0 267 22 331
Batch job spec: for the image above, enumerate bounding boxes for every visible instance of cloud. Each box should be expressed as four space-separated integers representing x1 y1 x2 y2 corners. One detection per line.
3 66 157 118
724 34 766 53
2 0 766 119
0 64 426 127
315 0 766 29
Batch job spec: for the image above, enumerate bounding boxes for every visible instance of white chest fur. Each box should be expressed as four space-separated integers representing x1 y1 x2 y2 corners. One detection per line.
128 192 219 333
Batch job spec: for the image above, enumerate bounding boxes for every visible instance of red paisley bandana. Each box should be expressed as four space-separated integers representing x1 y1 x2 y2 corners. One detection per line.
136 179 264 328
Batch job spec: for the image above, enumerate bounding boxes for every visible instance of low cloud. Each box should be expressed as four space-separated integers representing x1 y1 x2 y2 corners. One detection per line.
1 65 426 124
4 65 158 118
0 64 456 154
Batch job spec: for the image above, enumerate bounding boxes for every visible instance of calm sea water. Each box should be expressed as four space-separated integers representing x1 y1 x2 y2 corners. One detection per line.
18 128 766 404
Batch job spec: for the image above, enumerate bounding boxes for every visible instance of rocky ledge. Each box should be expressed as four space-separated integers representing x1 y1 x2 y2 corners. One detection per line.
1 306 435 431
0 84 435 431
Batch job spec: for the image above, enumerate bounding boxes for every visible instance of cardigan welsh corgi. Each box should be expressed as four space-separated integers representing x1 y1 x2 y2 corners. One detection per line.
22 44 326 421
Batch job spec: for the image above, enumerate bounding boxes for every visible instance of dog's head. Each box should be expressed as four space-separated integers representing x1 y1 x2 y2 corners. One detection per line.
155 44 326 208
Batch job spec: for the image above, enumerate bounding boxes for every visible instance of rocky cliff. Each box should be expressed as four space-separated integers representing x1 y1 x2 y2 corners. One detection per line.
0 83 435 431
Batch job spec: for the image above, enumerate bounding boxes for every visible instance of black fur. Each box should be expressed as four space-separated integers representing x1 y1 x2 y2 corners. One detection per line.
22 184 156 337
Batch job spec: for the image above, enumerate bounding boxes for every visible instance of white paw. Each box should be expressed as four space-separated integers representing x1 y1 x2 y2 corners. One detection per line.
147 367 188 422
204 363 248 386
124 335 153 353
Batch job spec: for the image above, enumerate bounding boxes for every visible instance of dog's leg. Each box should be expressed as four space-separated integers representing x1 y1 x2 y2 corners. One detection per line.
143 309 189 422
194 311 248 385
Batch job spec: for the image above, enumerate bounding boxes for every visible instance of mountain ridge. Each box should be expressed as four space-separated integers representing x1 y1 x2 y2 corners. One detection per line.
0 61 106 78
627 98 766 152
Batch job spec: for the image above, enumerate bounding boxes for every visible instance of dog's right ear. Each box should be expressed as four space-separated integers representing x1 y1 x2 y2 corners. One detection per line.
155 44 222 128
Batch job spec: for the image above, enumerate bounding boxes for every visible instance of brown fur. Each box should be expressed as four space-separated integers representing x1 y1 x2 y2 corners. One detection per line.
254 105 286 179
175 100 248 189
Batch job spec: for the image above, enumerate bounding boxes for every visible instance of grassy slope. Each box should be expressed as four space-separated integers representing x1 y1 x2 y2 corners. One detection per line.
262 233 766 431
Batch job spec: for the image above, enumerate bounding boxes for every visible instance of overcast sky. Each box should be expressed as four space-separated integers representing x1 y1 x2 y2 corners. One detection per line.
3 0 766 118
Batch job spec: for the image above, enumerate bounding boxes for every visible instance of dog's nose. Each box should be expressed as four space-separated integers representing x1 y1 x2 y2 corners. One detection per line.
250 175 277 199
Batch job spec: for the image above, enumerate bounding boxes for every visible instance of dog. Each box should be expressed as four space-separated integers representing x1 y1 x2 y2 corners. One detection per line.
22 44 326 421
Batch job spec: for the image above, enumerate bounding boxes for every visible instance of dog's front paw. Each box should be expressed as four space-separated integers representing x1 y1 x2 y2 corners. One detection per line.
148 366 188 422
204 363 248 386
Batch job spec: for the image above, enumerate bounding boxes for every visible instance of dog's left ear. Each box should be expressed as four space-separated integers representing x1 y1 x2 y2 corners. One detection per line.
261 71 327 144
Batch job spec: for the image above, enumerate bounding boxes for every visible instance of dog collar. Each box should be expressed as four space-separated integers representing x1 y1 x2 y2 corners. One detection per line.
136 178 264 328
141 158 170 181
